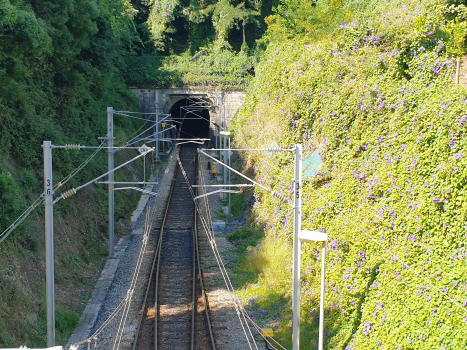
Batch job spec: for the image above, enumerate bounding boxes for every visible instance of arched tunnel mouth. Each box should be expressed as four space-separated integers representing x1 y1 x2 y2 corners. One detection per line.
170 98 211 140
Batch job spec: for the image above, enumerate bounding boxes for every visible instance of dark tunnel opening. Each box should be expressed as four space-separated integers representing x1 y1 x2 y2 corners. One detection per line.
170 98 211 140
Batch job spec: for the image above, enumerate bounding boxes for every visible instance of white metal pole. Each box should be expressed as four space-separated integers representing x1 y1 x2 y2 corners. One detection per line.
107 107 115 258
223 135 228 189
318 241 326 350
292 144 302 350
228 135 231 220
156 92 160 160
215 90 218 149
43 140 55 347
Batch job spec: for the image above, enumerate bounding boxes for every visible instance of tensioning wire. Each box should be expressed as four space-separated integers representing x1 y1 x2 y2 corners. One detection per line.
177 154 258 350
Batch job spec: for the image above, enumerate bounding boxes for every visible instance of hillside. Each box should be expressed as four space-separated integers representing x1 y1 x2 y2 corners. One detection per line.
0 0 148 346
231 0 467 348
1 0 467 348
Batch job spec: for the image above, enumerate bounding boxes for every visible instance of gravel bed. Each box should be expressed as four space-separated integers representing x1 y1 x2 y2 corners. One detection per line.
196 150 257 350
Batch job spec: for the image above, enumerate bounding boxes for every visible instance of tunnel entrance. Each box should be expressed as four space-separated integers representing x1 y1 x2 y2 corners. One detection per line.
170 98 211 140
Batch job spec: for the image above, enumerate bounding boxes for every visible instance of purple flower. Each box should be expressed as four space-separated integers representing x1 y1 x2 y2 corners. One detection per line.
454 153 464 160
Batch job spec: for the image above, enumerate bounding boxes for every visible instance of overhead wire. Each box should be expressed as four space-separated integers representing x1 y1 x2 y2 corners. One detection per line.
112 207 154 350
55 140 106 190
53 148 153 204
241 311 287 350
178 152 263 350
117 119 150 147
0 196 44 244
194 157 287 350
114 110 171 115
0 140 106 245
124 126 176 148
71 149 178 349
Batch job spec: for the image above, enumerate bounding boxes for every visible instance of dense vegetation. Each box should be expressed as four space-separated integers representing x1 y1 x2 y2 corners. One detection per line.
232 0 467 348
0 0 147 346
123 0 271 87
2 0 467 348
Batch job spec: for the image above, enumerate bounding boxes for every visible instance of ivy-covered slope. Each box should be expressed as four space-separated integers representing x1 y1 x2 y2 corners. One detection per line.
233 0 467 348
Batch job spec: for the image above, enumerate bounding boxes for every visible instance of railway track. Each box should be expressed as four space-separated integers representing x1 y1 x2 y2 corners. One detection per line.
133 145 215 350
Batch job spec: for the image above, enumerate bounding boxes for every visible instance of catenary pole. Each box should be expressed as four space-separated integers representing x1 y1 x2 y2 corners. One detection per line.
43 140 55 347
319 240 326 350
223 135 227 193
107 107 115 258
156 92 160 160
292 144 302 350
228 135 231 221
215 89 219 149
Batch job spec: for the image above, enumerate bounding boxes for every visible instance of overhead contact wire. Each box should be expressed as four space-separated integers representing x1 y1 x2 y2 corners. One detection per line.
178 154 258 350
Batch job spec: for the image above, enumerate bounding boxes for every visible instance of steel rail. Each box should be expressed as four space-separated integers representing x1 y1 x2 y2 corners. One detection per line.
194 206 216 350
131 160 177 350
132 146 215 350
153 171 178 350
191 149 197 350
191 227 196 350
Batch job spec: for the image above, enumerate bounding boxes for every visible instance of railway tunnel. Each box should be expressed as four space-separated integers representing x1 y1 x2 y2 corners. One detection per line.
170 98 212 140
130 88 245 147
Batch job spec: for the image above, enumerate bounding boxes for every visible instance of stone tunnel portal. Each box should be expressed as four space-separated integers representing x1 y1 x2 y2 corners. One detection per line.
170 98 211 140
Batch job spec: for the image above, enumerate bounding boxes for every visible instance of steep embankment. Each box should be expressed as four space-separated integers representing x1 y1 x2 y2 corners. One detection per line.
0 1 147 346
233 0 467 348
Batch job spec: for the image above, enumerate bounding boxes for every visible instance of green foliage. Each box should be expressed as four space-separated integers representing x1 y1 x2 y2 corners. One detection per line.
0 172 25 235
163 49 257 87
227 227 262 243
123 54 172 87
0 0 148 346
124 0 271 88
143 0 264 52
205 0 260 51
55 305 80 344
123 47 256 88
233 0 467 348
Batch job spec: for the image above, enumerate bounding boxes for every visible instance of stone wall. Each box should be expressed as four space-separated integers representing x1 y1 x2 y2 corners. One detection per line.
129 88 245 129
